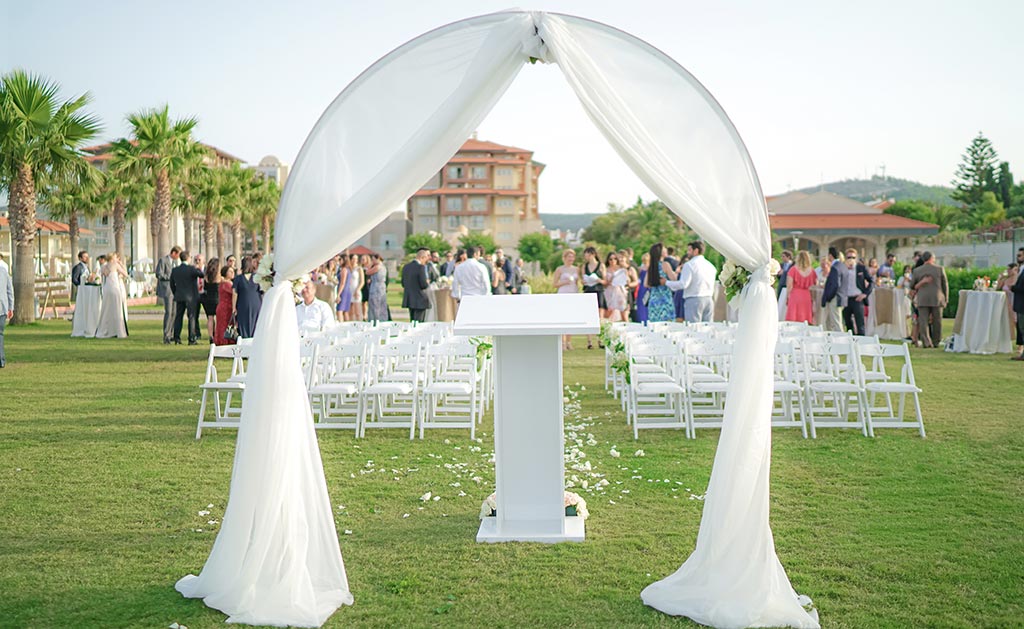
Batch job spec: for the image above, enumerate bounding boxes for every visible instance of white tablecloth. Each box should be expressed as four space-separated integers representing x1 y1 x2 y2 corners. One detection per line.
71 285 103 338
951 290 1013 354
866 286 911 341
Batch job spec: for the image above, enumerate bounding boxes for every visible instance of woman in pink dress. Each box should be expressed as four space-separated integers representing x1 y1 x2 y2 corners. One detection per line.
785 250 816 323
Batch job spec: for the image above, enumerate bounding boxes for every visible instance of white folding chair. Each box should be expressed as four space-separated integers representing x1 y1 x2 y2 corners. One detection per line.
803 341 868 438
307 342 368 433
195 345 246 439
628 345 687 439
420 342 478 439
860 343 926 438
360 340 422 438
683 340 731 434
772 341 808 437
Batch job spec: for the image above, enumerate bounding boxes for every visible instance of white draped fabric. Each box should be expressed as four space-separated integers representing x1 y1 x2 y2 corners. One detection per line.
177 10 817 628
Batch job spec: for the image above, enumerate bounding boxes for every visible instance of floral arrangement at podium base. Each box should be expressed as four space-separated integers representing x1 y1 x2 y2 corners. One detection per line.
479 491 590 520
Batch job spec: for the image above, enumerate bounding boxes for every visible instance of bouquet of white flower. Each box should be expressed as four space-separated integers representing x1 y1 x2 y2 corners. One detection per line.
253 254 308 302
719 258 781 308
479 491 589 520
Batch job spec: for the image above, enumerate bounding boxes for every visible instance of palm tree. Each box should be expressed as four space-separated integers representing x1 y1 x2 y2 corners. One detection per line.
0 70 101 323
226 164 257 260
108 138 153 259
123 105 198 257
175 140 211 254
250 177 280 254
41 165 104 259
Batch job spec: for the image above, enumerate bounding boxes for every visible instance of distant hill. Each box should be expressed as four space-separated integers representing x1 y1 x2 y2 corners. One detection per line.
539 213 601 232
794 176 955 206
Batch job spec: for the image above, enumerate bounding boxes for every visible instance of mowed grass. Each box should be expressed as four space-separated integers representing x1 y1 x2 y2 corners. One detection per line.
0 320 1022 629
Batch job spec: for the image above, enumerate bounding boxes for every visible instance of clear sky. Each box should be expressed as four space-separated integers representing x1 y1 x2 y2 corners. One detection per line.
5 0 1022 214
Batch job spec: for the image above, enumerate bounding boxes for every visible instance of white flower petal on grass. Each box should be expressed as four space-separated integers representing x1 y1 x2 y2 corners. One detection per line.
432 495 441 501
420 492 432 502
634 449 645 457
343 530 353 535
403 513 410 518
198 510 209 517
609 448 621 458
170 623 180 629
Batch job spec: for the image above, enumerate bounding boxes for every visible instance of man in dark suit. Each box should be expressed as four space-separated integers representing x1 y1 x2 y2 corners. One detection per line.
495 248 514 293
837 248 873 336
820 247 845 331
71 250 90 301
777 250 793 298
910 251 948 348
155 246 181 344
170 250 204 344
1011 248 1024 360
401 248 431 323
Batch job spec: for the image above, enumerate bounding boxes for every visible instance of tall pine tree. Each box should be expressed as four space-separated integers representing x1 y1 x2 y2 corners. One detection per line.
951 132 998 208
994 161 1014 208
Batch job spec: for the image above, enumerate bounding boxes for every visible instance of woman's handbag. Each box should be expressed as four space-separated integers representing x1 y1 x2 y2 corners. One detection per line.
224 317 239 341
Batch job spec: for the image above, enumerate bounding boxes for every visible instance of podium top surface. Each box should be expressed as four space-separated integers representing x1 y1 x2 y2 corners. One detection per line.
454 293 601 336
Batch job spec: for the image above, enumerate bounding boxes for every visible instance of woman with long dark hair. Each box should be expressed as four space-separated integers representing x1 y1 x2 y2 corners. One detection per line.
200 257 221 342
232 255 262 338
645 243 676 323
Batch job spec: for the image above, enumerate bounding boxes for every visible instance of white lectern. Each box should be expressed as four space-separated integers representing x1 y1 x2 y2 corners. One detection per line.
454 293 600 543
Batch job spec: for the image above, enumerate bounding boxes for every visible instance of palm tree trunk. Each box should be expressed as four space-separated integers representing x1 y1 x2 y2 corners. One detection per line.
9 163 38 324
182 212 194 253
261 214 271 255
112 197 127 258
232 217 243 261
68 211 80 263
154 168 171 255
216 221 225 262
249 227 259 254
203 207 216 261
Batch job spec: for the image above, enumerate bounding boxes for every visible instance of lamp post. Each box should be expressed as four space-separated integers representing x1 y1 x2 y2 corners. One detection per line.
790 231 803 253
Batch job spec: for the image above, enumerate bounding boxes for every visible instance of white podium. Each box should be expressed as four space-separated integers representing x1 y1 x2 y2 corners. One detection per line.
454 294 599 543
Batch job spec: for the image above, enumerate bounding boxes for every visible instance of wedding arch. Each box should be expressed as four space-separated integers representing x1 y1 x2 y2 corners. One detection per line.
176 11 819 629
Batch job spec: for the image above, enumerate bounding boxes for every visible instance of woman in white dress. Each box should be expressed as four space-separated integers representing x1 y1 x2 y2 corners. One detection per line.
604 252 629 322
95 252 129 338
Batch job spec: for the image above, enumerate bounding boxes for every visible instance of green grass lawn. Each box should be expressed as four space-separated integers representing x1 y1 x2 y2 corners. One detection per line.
0 320 1021 628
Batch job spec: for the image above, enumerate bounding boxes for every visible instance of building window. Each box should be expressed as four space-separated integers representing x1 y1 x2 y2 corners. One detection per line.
498 231 513 241
470 166 487 179
498 216 514 224
101 216 110 226
496 167 512 176
469 216 485 230
497 199 514 208
420 216 436 226
447 165 464 179
415 197 437 210
446 216 460 229
469 196 487 212
446 197 463 211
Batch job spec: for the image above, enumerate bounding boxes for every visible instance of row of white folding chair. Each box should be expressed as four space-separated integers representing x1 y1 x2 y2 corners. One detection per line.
195 343 251 438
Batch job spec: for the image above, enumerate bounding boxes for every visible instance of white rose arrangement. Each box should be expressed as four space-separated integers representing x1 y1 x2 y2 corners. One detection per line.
719 258 782 308
479 491 589 520
253 254 307 302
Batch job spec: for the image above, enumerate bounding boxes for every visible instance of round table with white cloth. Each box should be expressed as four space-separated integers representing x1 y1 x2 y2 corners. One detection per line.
71 284 103 338
424 285 456 322
950 290 1012 354
866 286 911 340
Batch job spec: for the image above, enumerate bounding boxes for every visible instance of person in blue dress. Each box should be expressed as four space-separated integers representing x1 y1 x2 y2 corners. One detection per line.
645 243 677 323
231 255 262 338
636 251 650 323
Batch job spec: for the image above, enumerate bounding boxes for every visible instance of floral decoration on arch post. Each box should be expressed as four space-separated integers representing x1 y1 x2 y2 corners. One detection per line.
253 254 309 302
719 258 782 308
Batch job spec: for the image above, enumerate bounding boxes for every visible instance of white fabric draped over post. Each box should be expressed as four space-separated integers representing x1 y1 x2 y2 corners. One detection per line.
176 10 818 629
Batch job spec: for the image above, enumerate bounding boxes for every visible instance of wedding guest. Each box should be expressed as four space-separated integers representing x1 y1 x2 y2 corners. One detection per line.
666 241 716 323
581 247 607 321
0 257 13 367
646 243 677 323
519 277 532 294
365 254 390 322
635 252 650 323
296 280 336 335
495 248 513 293
997 263 1018 336
777 250 793 298
441 251 456 276
232 255 262 338
820 247 845 332
427 250 441 283
155 245 181 344
214 266 236 346
401 248 431 322
837 248 872 336
96 252 130 339
878 253 896 280
452 248 491 301
479 247 494 285
347 255 365 321
170 251 204 345
71 250 89 301
192 253 206 341
200 257 221 343
910 251 947 348
604 252 629 323
785 251 816 324
867 257 880 283
336 253 352 322
225 254 236 272
620 249 639 322
492 261 508 295
553 249 581 350
359 254 372 306
510 257 525 294
1010 258 1024 360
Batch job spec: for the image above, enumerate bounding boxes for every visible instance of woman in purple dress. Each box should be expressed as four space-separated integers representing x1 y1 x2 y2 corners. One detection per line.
336 254 352 322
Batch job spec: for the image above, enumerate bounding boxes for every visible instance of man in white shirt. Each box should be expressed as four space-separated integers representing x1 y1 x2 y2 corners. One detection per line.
452 248 491 301
295 280 335 335
666 241 717 322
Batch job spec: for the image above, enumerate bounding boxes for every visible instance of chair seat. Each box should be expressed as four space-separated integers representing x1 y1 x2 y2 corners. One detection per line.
425 382 473 395
773 381 801 393
201 382 245 391
636 383 685 394
865 383 921 394
691 381 729 393
227 374 247 384
365 382 414 395
311 382 358 395
637 373 675 383
809 382 862 393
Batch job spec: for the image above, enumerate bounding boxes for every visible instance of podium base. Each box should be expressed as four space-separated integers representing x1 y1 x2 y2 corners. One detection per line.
476 516 585 543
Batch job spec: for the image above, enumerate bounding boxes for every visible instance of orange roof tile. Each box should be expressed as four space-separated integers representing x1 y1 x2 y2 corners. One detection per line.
0 217 94 235
769 213 938 233
412 188 526 196
459 138 532 154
